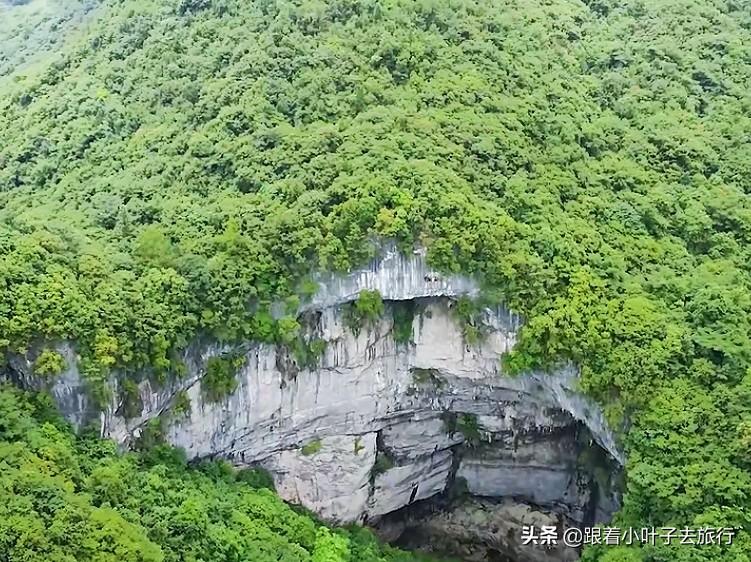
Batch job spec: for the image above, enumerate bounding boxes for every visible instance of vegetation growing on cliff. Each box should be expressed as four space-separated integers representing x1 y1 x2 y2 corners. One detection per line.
202 354 244 403
32 348 66 378
0 0 750 559
120 377 143 418
455 414 483 449
371 450 396 479
450 297 487 346
391 301 415 345
442 412 483 449
301 438 323 456
0 385 436 562
171 388 191 418
291 336 327 370
411 367 444 387
344 290 385 336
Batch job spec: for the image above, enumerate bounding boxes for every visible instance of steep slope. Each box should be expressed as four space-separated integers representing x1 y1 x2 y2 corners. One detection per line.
0 0 98 79
1 0 751 561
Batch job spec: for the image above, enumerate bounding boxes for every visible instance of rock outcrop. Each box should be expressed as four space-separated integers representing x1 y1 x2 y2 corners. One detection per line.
381 497 583 562
4 247 622 559
306 245 481 309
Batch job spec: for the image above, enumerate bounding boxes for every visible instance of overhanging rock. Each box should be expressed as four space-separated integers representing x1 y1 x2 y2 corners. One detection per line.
4 247 623 526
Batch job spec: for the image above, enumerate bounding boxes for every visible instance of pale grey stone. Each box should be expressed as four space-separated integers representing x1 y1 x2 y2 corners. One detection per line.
261 433 376 524
4 249 622 530
378 497 581 562
367 450 454 518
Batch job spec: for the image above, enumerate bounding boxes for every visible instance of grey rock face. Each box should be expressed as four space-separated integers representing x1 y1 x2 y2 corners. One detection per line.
306 244 481 309
380 497 582 562
4 249 622 533
6 342 99 432
263 433 377 522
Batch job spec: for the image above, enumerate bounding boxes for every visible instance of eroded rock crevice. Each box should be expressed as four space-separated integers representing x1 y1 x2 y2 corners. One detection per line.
373 418 620 562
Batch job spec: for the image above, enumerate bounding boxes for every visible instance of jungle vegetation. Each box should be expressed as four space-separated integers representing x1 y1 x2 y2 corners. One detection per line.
1 0 751 560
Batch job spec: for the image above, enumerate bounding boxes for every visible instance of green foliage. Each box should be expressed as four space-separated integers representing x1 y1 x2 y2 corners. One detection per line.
120 377 143 419
0 385 427 562
236 467 276 491
196 457 236 483
451 297 486 346
201 354 243 403
311 528 349 562
344 290 385 336
391 301 415 345
298 279 320 302
292 337 327 370
169 358 188 379
455 413 483 448
278 316 302 345
32 348 66 378
171 389 191 419
0 0 750 559
134 225 175 269
301 438 323 457
442 412 484 448
371 451 395 478
133 417 165 452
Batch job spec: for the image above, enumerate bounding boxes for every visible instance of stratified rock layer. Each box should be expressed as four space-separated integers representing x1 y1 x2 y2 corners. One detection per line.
5 248 621 535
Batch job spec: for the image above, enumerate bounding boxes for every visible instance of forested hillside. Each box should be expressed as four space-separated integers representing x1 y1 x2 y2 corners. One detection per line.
1 0 751 560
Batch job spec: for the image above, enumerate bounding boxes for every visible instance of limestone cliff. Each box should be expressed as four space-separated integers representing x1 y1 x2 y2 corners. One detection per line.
4 247 622 560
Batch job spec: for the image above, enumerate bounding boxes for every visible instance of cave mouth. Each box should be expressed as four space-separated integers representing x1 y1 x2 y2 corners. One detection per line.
372 425 621 562
381 497 583 562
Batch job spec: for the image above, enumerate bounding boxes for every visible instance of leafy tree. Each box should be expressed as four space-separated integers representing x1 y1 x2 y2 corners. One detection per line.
201 355 243 403
344 290 384 336
32 349 66 378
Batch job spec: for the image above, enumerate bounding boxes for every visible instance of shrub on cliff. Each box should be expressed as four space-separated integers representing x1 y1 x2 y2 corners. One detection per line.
391 300 415 345
344 290 385 336
32 348 66 378
201 354 244 402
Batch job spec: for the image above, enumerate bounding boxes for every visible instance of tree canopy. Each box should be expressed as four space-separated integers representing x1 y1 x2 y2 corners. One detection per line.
1 0 751 560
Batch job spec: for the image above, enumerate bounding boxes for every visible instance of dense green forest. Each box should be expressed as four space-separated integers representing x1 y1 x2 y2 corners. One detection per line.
0 385 434 561
1 0 751 560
